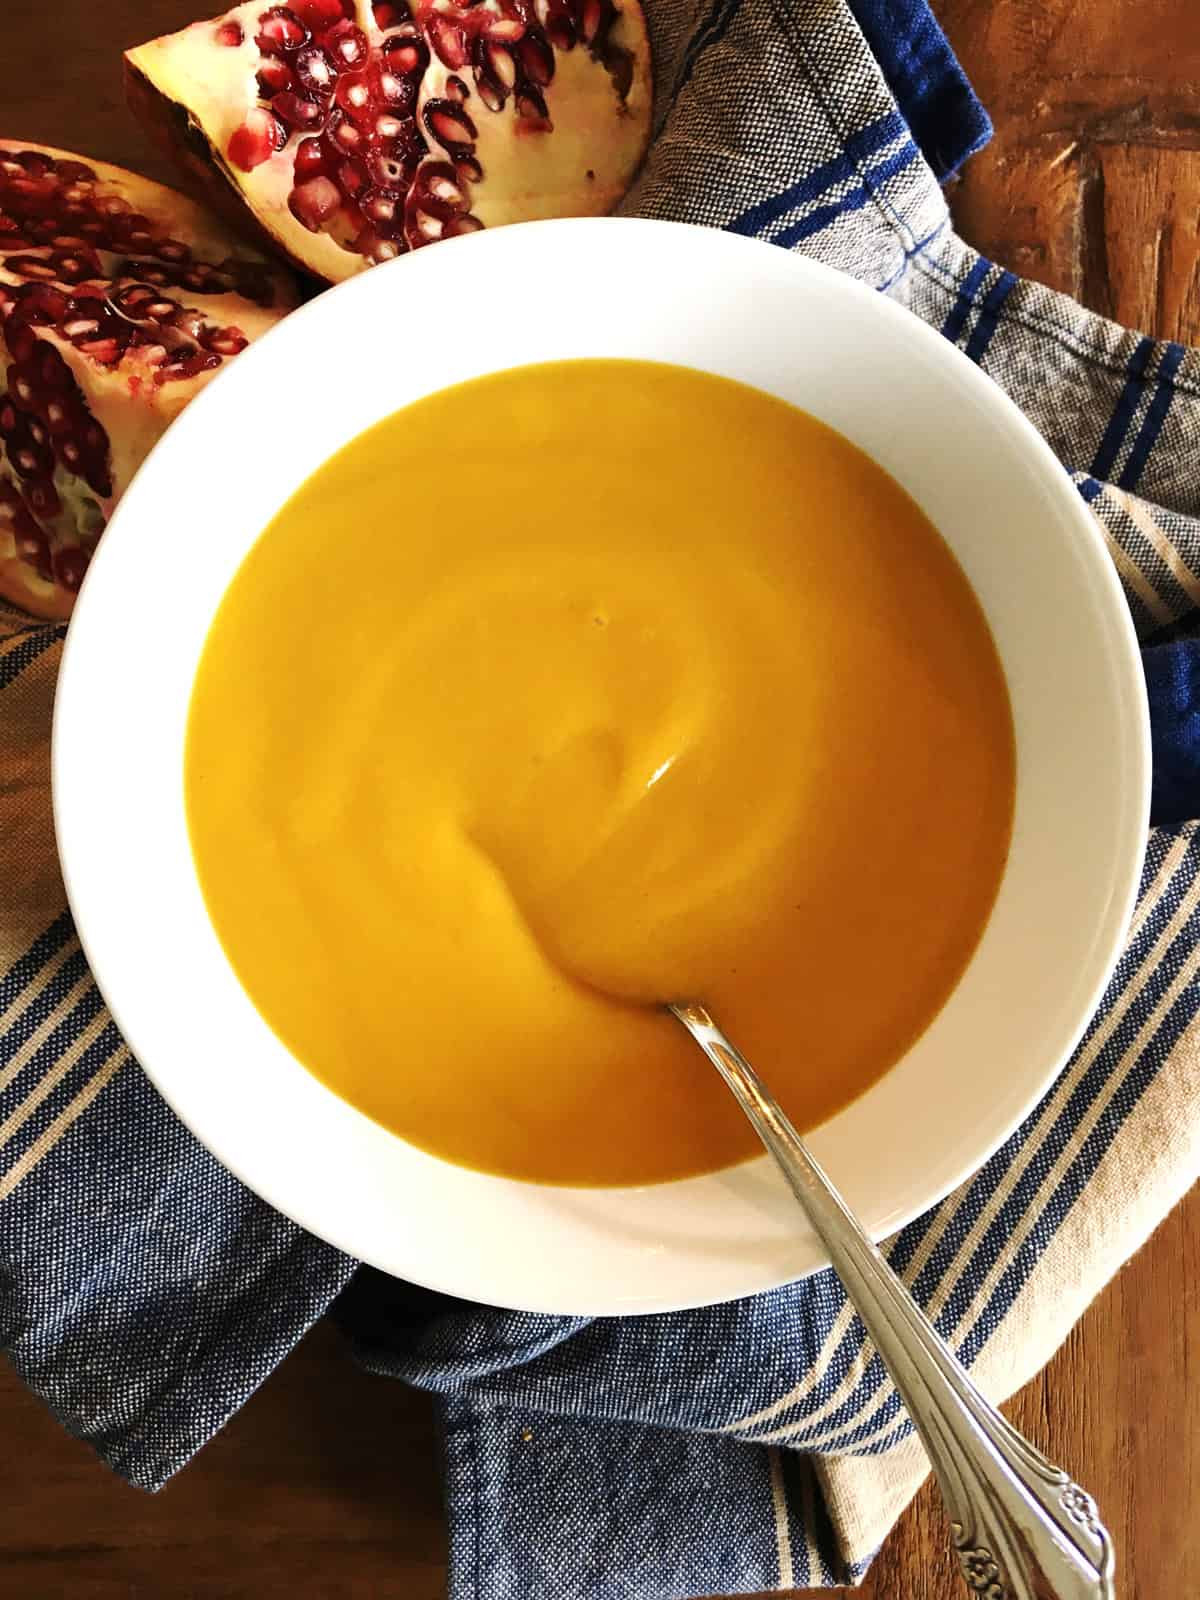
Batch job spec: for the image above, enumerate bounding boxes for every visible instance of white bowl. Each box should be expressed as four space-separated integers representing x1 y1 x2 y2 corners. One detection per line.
52 218 1149 1315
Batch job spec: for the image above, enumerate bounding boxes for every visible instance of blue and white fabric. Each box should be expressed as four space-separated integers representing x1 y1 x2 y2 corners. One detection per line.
2 0 1198 1595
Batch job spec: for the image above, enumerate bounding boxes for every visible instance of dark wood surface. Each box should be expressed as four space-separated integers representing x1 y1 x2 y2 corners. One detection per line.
3 1 1198 1595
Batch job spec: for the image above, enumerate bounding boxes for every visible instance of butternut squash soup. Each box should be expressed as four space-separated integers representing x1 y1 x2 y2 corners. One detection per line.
185 359 1015 1186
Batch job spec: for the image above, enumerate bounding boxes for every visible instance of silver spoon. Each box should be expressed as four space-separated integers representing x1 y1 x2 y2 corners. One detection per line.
671 1000 1116 1600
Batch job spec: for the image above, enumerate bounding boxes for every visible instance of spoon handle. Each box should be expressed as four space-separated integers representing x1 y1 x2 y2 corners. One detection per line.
671 1002 1116 1600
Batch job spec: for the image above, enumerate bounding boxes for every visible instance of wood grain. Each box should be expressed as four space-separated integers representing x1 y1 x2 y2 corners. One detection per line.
0 1321 448 1600
2 0 1198 1595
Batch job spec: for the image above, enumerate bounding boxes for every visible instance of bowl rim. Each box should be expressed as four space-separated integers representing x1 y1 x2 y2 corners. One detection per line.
51 216 1151 1314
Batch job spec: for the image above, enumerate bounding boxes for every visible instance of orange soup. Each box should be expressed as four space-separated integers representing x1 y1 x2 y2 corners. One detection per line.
185 359 1015 1185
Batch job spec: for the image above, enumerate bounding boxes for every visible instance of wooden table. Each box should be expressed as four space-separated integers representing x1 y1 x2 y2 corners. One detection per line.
3 1 1197 1594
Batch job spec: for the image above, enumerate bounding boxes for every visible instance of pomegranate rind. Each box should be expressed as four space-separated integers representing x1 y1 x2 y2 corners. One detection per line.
125 0 653 285
0 139 299 618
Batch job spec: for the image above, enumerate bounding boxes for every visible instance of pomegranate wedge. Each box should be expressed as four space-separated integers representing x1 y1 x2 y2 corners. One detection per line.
0 141 298 618
125 0 652 282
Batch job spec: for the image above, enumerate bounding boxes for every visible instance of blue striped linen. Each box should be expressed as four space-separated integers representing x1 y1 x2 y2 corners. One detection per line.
1 0 1199 1595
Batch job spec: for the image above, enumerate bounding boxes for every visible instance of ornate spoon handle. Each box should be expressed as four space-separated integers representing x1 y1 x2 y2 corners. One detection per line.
671 1002 1116 1600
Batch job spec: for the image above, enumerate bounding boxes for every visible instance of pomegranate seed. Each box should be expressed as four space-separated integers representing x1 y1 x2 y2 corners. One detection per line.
454 154 483 184
54 545 90 591
32 343 71 390
519 32 555 85
425 102 477 149
13 150 54 176
257 56 295 96
77 338 121 365
430 18 468 68
16 284 70 324
118 211 156 243
154 349 220 386
112 283 156 312
4 509 43 554
10 368 35 406
549 16 576 50
3 257 59 282
293 0 351 26
326 21 369 67
366 151 413 190
603 42 634 97
5 489 31 529
381 34 429 74
25 477 61 519
27 222 62 249
228 108 287 171
516 84 551 124
324 114 366 157
6 323 37 363
275 91 327 131
16 516 53 579
579 0 603 44
372 1 408 25
421 165 466 213
172 308 208 342
84 454 114 496
475 75 505 112
216 20 245 46
294 136 329 182
375 68 416 110
49 251 93 285
0 398 19 438
118 260 173 287
54 159 97 184
288 175 341 231
445 76 470 103
337 158 371 198
374 112 406 141
334 70 374 122
358 230 402 263
155 238 193 264
203 328 250 355
484 16 525 41
444 213 484 237
487 42 517 87
295 44 339 95
411 210 443 243
361 189 400 226
256 7 310 53
180 266 215 292
12 438 54 478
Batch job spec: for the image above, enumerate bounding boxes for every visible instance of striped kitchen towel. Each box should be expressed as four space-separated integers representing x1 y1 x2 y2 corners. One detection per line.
1 2 1198 1599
